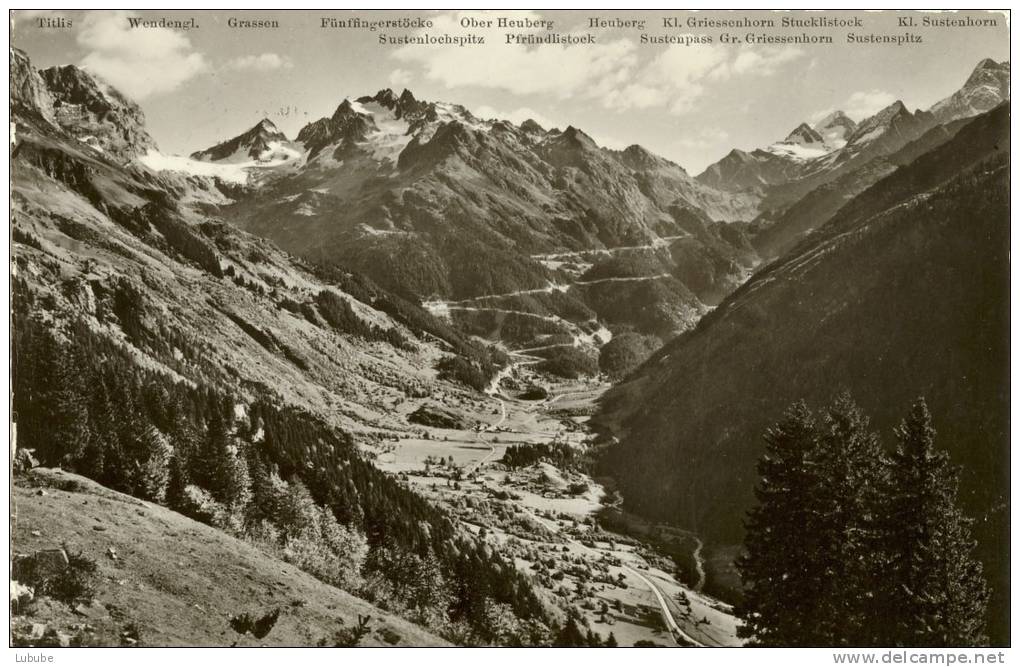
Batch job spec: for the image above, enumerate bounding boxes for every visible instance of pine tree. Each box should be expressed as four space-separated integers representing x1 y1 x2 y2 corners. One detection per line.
736 401 824 646
82 372 117 481
811 394 890 646
200 410 251 511
882 399 989 646
166 450 190 512
553 616 586 647
31 328 90 465
129 425 172 502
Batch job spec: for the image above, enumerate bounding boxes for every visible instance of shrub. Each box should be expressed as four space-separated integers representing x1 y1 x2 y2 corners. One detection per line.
36 546 97 607
177 484 226 526
567 482 589 496
519 385 549 401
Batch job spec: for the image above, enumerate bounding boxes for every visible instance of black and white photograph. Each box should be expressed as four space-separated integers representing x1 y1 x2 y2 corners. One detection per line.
6 8 1012 655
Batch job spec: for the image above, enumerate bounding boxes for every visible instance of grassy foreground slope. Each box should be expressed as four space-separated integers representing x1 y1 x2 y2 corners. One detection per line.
12 468 448 647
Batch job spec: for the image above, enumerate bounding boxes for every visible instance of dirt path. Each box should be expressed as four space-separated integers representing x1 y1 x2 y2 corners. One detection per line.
692 537 706 592
531 235 688 262
468 381 509 475
572 273 672 286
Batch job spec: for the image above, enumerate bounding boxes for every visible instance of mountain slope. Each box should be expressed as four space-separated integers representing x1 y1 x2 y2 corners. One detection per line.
751 113 978 260
200 89 758 353
696 59 1008 212
812 110 857 147
38 61 157 160
191 119 299 164
11 51 551 645
932 58 1010 123
12 468 447 647
593 105 1009 637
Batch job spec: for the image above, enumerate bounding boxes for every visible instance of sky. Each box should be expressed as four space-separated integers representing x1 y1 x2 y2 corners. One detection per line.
11 9 1010 173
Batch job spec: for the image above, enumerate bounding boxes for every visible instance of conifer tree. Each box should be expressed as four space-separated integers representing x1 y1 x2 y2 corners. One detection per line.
883 399 989 646
166 450 191 512
129 425 172 502
811 394 889 646
31 328 90 465
553 616 586 647
200 410 251 510
736 401 823 646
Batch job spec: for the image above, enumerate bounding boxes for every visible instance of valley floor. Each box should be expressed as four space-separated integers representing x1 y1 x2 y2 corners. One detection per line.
365 365 741 647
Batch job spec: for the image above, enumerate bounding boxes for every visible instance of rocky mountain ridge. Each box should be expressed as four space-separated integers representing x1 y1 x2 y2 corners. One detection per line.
696 59 1009 204
180 87 761 357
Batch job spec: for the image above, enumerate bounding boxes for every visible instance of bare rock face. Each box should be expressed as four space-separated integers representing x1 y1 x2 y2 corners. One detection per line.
9 580 35 612
65 277 98 316
931 58 1010 123
812 110 857 147
13 447 40 472
191 118 290 162
38 64 157 160
216 87 759 348
10 48 55 123
697 58 1003 205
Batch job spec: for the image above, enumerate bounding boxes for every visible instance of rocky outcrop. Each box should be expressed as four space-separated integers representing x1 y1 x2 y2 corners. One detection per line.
932 58 1010 123
39 64 156 160
191 119 290 162
10 48 55 123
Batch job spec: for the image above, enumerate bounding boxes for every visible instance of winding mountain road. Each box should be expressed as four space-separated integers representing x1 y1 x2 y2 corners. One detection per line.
467 375 510 476
624 566 705 647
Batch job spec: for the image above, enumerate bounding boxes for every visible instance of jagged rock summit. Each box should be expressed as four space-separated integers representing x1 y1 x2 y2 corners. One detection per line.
931 58 1010 123
11 49 156 160
191 118 292 162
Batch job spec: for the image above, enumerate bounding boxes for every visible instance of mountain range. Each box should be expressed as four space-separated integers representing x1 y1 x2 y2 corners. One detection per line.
10 44 1011 644
185 88 761 358
98 57 1006 370
700 58 1009 259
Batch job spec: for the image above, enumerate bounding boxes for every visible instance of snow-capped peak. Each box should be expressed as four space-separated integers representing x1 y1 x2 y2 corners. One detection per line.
844 101 911 147
930 58 1010 123
783 123 826 147
812 111 857 149
191 117 296 164
767 122 831 160
255 118 279 133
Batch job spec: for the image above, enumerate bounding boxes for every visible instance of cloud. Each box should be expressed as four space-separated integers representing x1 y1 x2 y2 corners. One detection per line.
393 11 637 98
601 43 729 114
809 107 837 123
225 53 292 72
811 89 898 124
392 13 804 117
676 127 730 150
388 69 413 88
845 89 897 119
728 46 805 76
77 10 208 99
